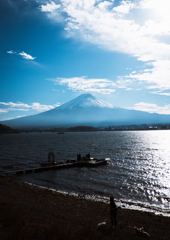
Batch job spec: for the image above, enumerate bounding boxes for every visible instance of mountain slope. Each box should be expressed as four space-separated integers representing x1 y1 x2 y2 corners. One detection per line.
1 94 170 129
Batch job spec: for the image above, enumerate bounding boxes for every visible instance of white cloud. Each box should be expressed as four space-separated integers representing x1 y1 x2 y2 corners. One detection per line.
132 102 170 115
0 102 30 108
7 50 36 60
1 117 16 121
116 77 134 89
18 51 36 60
0 109 8 113
40 0 170 93
7 50 16 54
98 1 113 10
139 0 170 13
126 60 170 92
50 75 137 93
49 76 116 94
140 20 170 37
113 0 135 14
0 101 60 114
31 102 57 111
40 1 61 12
149 90 170 96
16 115 27 119
8 108 30 112
126 88 133 91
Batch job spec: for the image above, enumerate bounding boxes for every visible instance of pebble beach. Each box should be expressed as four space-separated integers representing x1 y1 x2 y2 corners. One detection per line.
0 176 170 240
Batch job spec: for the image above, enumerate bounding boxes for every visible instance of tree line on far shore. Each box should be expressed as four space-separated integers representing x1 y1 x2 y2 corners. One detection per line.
0 123 19 134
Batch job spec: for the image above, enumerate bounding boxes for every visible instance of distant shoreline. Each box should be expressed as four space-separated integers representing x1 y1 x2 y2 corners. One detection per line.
5 127 170 134
1 122 170 133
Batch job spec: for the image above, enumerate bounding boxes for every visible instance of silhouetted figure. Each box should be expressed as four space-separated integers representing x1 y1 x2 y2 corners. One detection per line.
86 153 90 160
110 196 117 228
77 154 81 161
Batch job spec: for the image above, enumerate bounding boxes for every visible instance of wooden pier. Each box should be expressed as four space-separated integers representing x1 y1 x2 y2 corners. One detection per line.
0 153 108 175
0 162 77 175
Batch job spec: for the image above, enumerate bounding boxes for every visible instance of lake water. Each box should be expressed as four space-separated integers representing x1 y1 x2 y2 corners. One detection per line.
0 130 170 216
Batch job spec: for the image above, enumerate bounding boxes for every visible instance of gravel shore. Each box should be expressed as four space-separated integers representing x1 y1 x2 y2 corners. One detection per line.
0 176 169 240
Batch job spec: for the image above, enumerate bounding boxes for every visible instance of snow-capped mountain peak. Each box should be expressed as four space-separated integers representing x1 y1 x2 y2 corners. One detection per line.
1 93 170 129
57 94 114 110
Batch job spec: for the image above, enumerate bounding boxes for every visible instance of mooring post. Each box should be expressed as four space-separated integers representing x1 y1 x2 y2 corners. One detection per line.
48 152 55 165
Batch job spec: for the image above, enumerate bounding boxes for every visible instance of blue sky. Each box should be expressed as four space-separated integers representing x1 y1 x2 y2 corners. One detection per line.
1 0 170 121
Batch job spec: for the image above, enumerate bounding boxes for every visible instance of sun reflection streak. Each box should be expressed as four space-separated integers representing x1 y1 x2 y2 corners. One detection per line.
140 131 170 205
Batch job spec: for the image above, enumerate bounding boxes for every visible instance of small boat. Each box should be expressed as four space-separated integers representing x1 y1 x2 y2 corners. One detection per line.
76 157 109 167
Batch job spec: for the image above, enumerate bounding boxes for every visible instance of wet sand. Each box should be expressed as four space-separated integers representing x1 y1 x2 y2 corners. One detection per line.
0 175 170 240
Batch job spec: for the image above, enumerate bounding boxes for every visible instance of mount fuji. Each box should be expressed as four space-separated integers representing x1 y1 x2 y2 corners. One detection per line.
1 93 170 129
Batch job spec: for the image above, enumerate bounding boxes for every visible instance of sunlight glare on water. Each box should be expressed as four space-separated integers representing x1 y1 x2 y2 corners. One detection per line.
0 130 170 216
